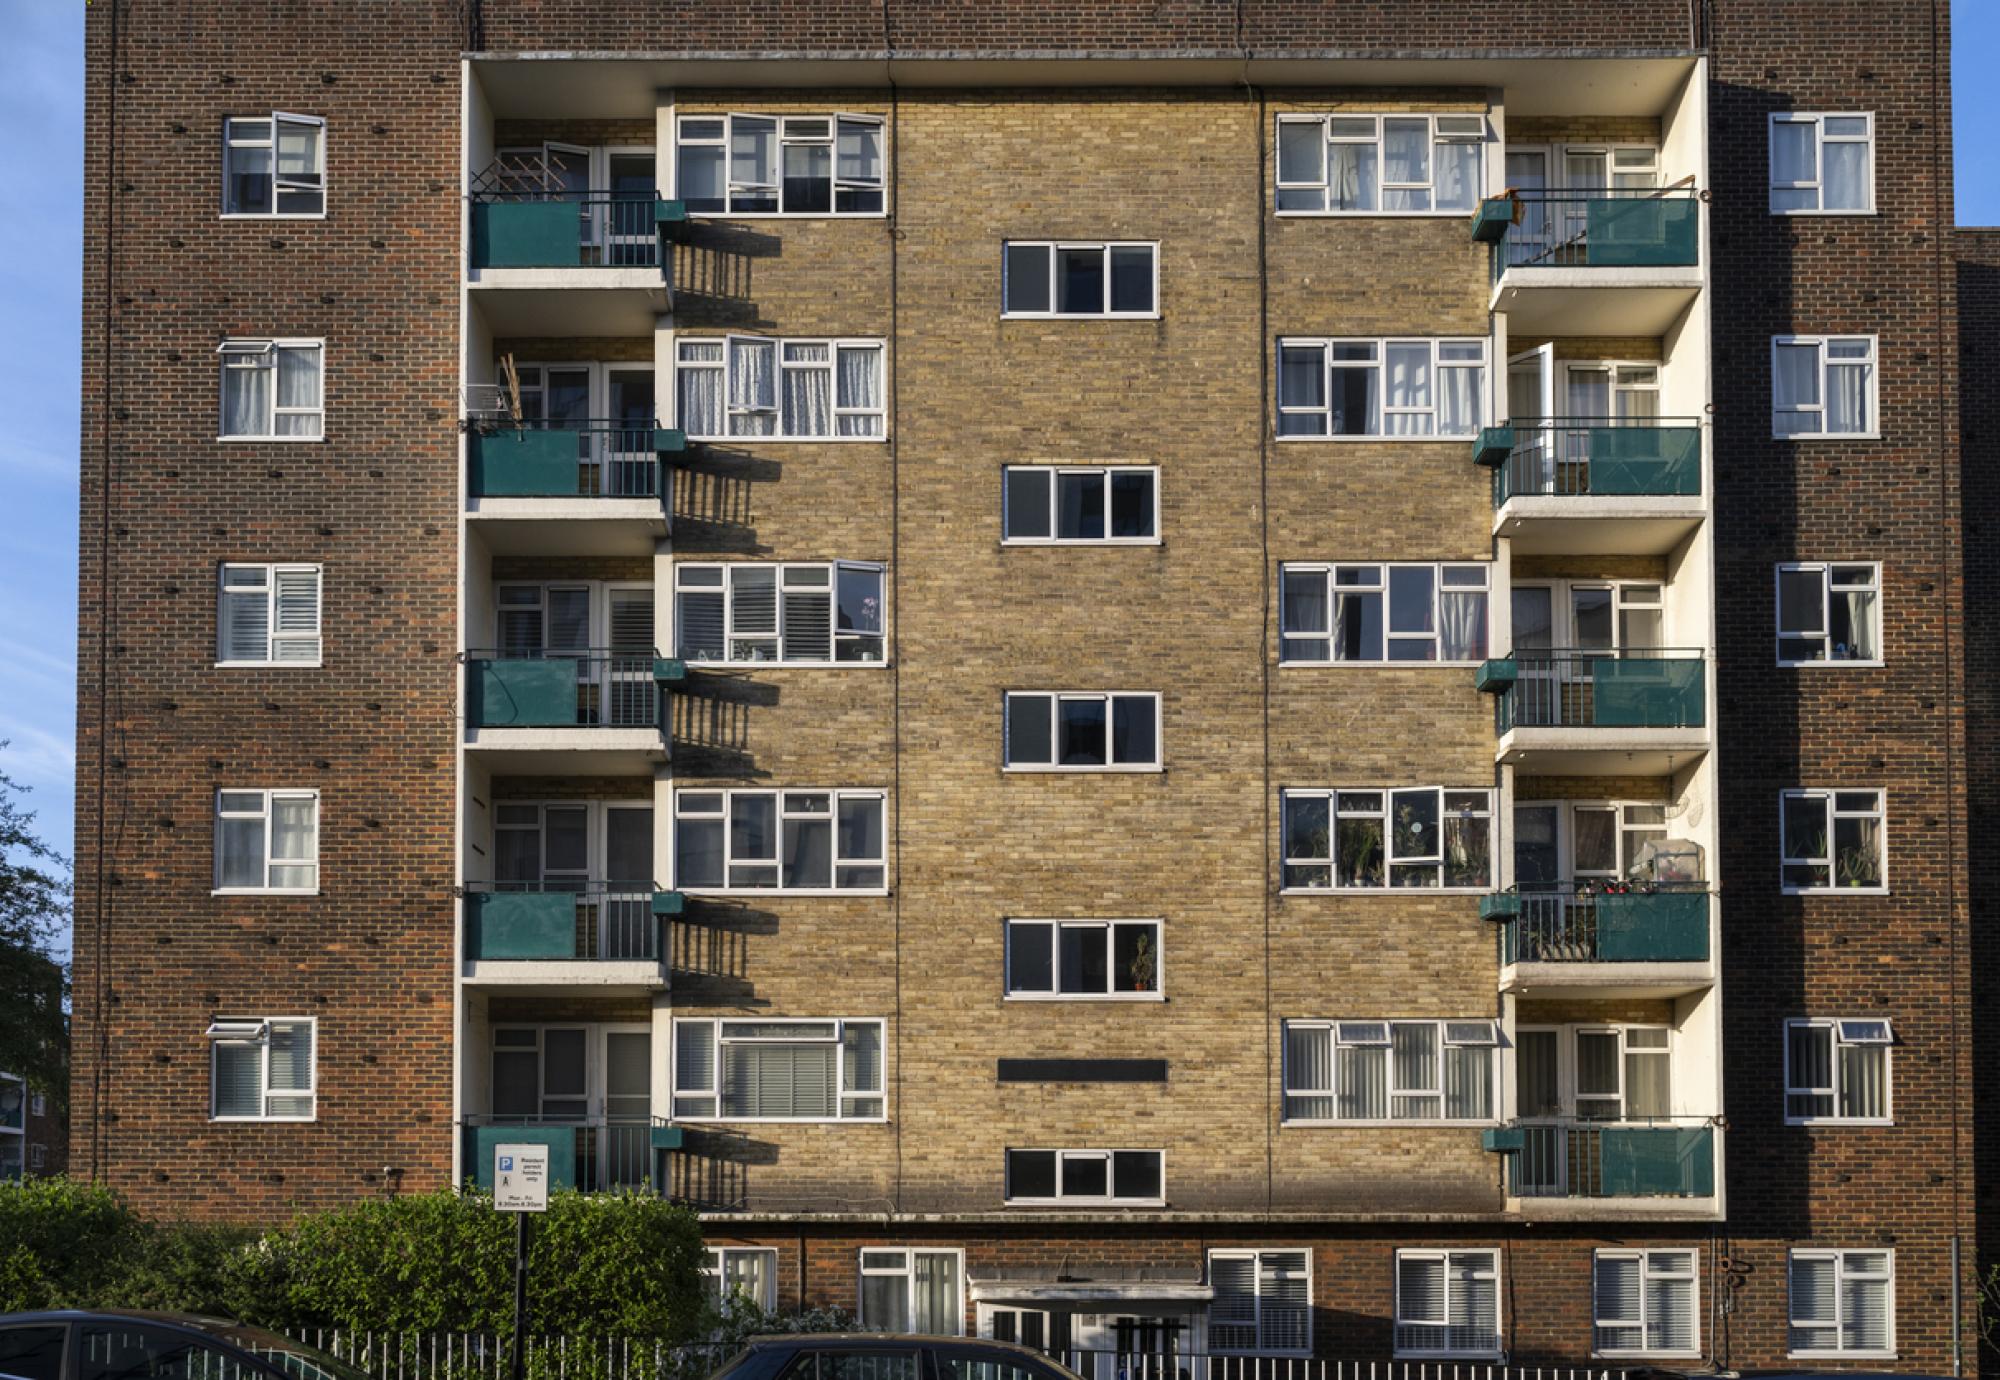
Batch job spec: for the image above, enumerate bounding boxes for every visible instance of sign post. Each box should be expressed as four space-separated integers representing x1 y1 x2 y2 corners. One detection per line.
494 1144 550 1380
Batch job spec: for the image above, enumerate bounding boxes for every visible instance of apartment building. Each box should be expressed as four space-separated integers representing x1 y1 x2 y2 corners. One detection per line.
74 0 1973 1371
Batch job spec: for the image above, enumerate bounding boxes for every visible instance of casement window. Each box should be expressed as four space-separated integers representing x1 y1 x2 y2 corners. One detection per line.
1277 338 1487 438
222 114 325 217
1282 1020 1497 1124
671 1018 885 1121
983 1308 1050 1350
1003 692 1160 771
214 789 318 894
675 113 885 216
1281 788 1494 890
206 1017 315 1121
1772 335 1877 439
1275 114 1486 214
674 562 885 665
218 340 324 439
1001 242 1159 318
1571 1025 1673 1121
704 1247 778 1310
1004 919 1163 999
1776 562 1881 664
1003 1148 1164 1206
1001 466 1158 544
1780 789 1886 893
217 564 322 666
675 336 885 440
1280 563 1489 663
672 789 886 893
1594 1250 1698 1357
1209 1251 1312 1355
1770 113 1874 214
859 1249 964 1335
1785 1017 1892 1124
1394 1250 1501 1358
1789 1250 1894 1357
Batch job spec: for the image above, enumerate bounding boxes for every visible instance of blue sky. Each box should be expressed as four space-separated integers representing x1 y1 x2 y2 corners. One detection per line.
0 5 1997 871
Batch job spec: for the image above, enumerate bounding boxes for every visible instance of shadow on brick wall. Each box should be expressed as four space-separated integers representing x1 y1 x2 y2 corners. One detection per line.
672 450 781 550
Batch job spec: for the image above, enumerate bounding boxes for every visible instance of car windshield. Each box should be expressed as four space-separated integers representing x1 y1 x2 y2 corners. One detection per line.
200 1327 374 1380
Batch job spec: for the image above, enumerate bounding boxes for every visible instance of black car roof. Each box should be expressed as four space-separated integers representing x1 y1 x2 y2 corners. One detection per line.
0 1311 243 1329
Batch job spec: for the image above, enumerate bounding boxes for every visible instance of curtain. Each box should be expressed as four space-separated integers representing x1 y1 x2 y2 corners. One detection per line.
782 344 832 437
842 1022 882 1098
1385 344 1432 435
1285 1026 1335 1120
276 346 321 436
1575 1032 1620 1116
1827 360 1871 434
1437 362 1480 436
1838 1045 1886 1119
1594 1255 1643 1352
861 1275 907 1332
1390 1023 1438 1118
1624 1049 1672 1120
1773 343 1821 434
837 347 883 435
1282 568 1329 639
1518 1031 1561 1118
1836 589 1879 659
678 357 724 438
728 339 777 436
224 360 270 436
1329 141 1376 210
1434 139 1479 212
912 1254 960 1335
212 1042 263 1117
1443 1046 1491 1120
1381 118 1429 209
1439 590 1486 661
1336 1044 1386 1120
269 798 315 890
1771 120 1816 186
1823 139 1869 211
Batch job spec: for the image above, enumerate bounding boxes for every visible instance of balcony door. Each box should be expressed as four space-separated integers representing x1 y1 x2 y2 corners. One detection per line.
601 368 656 494
491 1024 653 1190
1506 343 1556 494
600 1027 654 1188
600 805 657 960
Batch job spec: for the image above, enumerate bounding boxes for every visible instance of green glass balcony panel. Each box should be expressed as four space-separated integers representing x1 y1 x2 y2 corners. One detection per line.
471 429 583 498
465 1125 579 1192
650 1124 684 1150
655 199 689 236
1474 658 1517 694
1481 1126 1525 1152
1596 891 1709 962
1584 426 1702 496
1583 197 1699 267
1472 426 1515 468
651 428 689 454
1479 892 1521 921
651 890 686 917
653 658 687 684
1589 657 1705 727
1600 1126 1714 1197
468 658 581 728
1470 198 1514 243
471 201 583 269
466 892 576 960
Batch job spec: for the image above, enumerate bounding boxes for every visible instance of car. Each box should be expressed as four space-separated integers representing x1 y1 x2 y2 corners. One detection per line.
0 1310 373 1380
708 1334 1086 1380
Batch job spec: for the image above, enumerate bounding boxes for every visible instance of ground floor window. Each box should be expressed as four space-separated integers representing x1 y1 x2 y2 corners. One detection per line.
859 1249 963 1335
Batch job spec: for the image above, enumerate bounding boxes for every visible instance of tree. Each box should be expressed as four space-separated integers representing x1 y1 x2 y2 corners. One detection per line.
0 746 69 1095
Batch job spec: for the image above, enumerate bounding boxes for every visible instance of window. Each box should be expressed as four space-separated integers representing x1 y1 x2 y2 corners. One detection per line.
982 1309 1050 1350
1001 242 1159 317
676 113 885 216
675 562 885 664
1282 1020 1497 1123
1003 692 1160 771
218 340 324 439
1280 563 1488 663
1281 788 1493 890
859 1249 964 1334
1789 1250 1894 1357
214 789 318 894
1780 789 1886 892
1004 919 1162 999
206 1017 315 1120
0 1078 20 1133
1594 1250 1698 1357
675 336 885 440
1003 1148 1164 1205
1571 1026 1673 1121
1209 1251 1312 1354
673 789 885 892
704 1247 778 1310
1278 339 1486 438
672 1018 884 1121
1772 335 1877 439
218 564 322 666
1770 113 1874 214
1001 466 1158 544
1776 562 1881 664
1275 114 1485 214
223 114 325 216
1785 1018 1892 1124
28 1093 45 1119
0 1325 67 1380
1394 1250 1500 1358
77 1325 259 1380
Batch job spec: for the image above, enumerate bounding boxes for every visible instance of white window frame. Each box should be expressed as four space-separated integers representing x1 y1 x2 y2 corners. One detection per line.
858 1248 967 1335
1281 1019 1498 1126
1000 241 1161 319
217 563 323 667
1278 562 1490 665
213 788 320 896
1393 1249 1502 1359
1592 1249 1700 1359
673 335 886 441
1775 561 1883 666
671 788 887 895
1277 338 1488 439
1280 787 1495 893
1274 113 1487 216
671 1017 887 1123
205 1016 317 1122
1003 918 1165 1001
217 338 325 441
1208 1250 1314 1357
1000 465 1161 546
703 1246 779 1310
1002 1147 1166 1206
222 113 326 219
1780 788 1888 894
1002 691 1163 772
673 112 886 218
671 561 887 667
1771 335 1879 440
1788 1249 1896 1359
1769 113 1876 215
1784 1017 1894 1126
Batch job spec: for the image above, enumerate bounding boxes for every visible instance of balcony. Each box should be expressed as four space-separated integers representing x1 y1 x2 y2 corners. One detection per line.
466 421 681 555
1497 884 1712 996
463 1115 681 1195
1494 1120 1717 1215
1480 648 1708 773
1484 418 1705 554
463 882 682 989
462 649 679 769
1483 191 1702 335
466 191 683 335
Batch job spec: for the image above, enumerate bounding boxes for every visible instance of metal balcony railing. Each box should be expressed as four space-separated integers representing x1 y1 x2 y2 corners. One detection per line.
1499 882 1710 964
1484 648 1706 732
1486 189 1701 279
462 1115 674 1194
464 880 670 962
469 422 679 500
1505 1119 1716 1199
1488 417 1702 503
464 648 666 730
469 190 684 269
